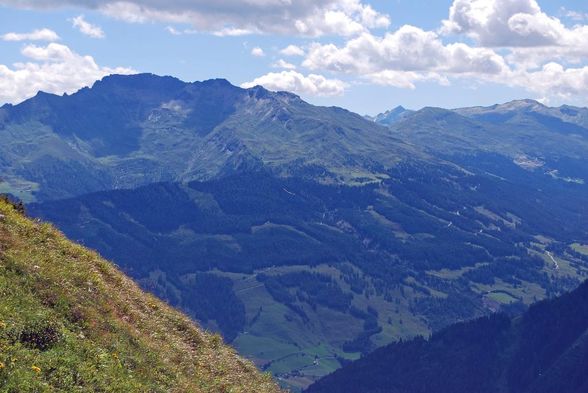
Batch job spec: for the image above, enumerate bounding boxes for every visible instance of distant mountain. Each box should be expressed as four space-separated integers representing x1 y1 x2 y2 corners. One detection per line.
374 100 588 159
0 73 417 202
306 279 588 393
455 99 588 129
369 106 413 126
0 197 282 393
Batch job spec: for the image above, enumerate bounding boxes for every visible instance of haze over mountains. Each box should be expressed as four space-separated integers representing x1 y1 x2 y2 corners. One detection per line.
2 73 588 390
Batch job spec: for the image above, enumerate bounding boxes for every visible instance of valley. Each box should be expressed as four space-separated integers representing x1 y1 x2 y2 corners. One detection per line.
306 278 588 393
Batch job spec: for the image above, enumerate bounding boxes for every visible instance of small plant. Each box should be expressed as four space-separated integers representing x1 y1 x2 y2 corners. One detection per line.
16 319 62 351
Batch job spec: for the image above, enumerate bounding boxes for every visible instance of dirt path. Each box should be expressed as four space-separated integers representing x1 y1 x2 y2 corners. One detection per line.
546 251 560 270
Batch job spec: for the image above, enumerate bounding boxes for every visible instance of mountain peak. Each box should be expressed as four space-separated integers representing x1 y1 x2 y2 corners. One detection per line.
496 98 545 111
91 73 186 93
195 78 235 88
455 98 546 115
244 84 301 103
373 105 413 125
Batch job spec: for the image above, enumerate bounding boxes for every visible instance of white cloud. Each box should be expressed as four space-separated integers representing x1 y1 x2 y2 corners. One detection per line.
280 45 305 57
366 70 449 89
1 28 59 42
212 27 253 37
165 26 202 36
251 47 265 57
441 0 586 49
72 15 105 38
21 42 74 61
272 59 297 70
0 43 134 104
513 63 588 100
303 26 508 77
295 2 588 104
300 20 588 102
562 8 588 22
241 71 346 96
166 26 182 35
440 0 588 71
0 0 390 37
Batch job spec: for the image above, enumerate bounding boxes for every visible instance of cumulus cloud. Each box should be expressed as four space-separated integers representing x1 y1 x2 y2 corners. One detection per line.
241 71 346 96
439 0 588 76
292 1 588 103
165 26 182 35
562 8 588 22
514 63 588 101
0 43 134 104
303 26 508 83
1 28 59 42
0 0 390 37
280 45 305 57
72 15 105 38
441 0 586 49
251 47 265 57
366 70 449 89
272 59 297 70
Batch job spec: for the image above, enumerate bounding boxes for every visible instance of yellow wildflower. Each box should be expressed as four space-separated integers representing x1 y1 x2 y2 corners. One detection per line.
0 362 5 369
0 321 6 329
31 365 41 373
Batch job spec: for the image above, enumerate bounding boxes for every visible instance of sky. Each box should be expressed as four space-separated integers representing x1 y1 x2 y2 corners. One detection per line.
0 0 587 115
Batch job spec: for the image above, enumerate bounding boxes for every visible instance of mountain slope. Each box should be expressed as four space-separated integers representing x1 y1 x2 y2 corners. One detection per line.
28 167 588 390
0 73 417 202
0 197 282 393
306 279 588 393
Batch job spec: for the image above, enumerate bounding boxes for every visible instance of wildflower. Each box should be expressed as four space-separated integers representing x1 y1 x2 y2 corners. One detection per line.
31 365 41 373
0 321 6 329
0 362 4 369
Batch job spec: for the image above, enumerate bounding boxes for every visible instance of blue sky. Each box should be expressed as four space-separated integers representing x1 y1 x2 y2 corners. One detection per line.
1 0 587 115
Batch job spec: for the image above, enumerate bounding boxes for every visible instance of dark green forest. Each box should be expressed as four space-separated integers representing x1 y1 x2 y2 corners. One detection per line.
306 280 588 393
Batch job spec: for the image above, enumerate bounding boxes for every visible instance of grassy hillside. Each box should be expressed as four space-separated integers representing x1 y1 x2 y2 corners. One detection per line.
0 197 282 393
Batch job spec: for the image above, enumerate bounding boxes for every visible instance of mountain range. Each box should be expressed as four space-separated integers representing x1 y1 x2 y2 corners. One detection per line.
0 73 416 202
2 73 588 390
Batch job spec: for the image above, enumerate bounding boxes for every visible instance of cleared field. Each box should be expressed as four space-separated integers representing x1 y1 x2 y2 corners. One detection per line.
572 243 588 256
